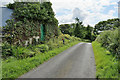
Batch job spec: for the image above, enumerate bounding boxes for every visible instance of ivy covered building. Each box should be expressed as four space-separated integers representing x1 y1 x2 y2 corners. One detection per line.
3 2 58 46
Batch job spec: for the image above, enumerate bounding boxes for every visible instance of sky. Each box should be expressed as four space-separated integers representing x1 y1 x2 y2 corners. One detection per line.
0 0 120 27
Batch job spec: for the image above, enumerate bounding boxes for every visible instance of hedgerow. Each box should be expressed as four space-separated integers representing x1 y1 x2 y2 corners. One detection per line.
96 28 120 58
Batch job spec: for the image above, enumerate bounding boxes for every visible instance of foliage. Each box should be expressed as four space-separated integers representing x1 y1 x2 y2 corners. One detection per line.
3 19 41 45
59 18 94 41
2 42 35 59
74 18 84 38
35 44 49 53
59 24 73 36
4 2 58 46
2 41 80 78
2 42 13 58
9 2 58 24
96 28 120 58
84 25 93 40
92 41 118 78
46 34 81 50
93 18 120 35
7 3 15 9
2 33 80 59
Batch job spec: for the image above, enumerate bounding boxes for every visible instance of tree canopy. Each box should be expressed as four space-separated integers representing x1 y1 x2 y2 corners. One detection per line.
59 18 95 41
93 18 120 35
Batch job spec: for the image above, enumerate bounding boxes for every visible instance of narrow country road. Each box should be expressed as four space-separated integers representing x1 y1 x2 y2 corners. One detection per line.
20 43 96 78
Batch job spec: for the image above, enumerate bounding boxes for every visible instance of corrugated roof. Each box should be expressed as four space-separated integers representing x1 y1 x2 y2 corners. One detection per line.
0 7 13 27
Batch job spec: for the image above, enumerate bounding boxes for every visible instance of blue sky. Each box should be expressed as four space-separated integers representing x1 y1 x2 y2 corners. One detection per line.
103 4 117 16
1 0 120 26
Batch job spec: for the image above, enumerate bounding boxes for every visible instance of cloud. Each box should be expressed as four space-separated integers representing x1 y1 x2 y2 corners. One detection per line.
72 8 86 21
50 0 119 26
56 14 73 24
1 0 14 3
56 7 87 25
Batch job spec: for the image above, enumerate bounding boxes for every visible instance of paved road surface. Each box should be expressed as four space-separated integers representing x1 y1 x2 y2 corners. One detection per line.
20 43 96 78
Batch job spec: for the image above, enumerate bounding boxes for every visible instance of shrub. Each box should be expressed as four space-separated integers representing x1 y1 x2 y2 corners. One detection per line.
2 42 35 59
12 47 35 59
64 34 71 40
96 28 119 56
2 41 80 78
2 42 13 58
35 44 49 53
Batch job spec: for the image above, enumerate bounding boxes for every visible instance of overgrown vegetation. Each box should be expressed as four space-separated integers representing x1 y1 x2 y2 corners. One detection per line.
3 2 58 46
59 18 96 41
93 18 120 35
2 39 80 78
96 28 120 58
2 2 82 79
2 33 80 59
92 41 118 78
92 18 120 79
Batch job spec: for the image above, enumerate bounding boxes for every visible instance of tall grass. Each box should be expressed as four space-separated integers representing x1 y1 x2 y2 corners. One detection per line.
92 41 118 79
2 41 80 78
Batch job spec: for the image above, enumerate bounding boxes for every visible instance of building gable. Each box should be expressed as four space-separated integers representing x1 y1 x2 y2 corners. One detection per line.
0 7 13 27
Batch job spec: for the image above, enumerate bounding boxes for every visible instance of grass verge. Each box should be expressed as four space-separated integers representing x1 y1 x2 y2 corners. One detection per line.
92 41 118 79
2 41 80 78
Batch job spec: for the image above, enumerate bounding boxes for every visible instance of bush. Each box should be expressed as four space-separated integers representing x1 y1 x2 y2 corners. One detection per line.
64 34 71 40
12 47 35 59
35 44 49 53
2 42 13 58
2 41 80 78
96 28 119 56
2 42 35 59
2 33 81 59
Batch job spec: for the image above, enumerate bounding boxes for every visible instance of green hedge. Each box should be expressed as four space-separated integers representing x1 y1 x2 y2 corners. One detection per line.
96 28 120 57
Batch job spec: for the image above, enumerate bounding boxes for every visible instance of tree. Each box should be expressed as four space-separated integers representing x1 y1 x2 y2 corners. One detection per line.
93 18 120 35
85 25 93 40
74 17 85 38
74 23 80 37
59 24 72 35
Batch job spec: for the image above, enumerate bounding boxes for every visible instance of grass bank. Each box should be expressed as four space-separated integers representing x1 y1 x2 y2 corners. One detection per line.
2 41 80 78
92 41 118 79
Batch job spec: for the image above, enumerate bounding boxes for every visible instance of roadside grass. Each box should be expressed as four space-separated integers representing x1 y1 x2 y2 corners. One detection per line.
0 58 2 80
2 41 80 78
92 41 118 79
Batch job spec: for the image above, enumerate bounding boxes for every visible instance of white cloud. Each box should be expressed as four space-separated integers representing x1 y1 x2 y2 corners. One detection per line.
50 0 119 26
1 0 14 3
56 14 73 24
72 8 86 21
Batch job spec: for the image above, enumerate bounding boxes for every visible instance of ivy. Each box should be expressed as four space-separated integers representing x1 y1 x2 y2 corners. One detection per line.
4 2 58 46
